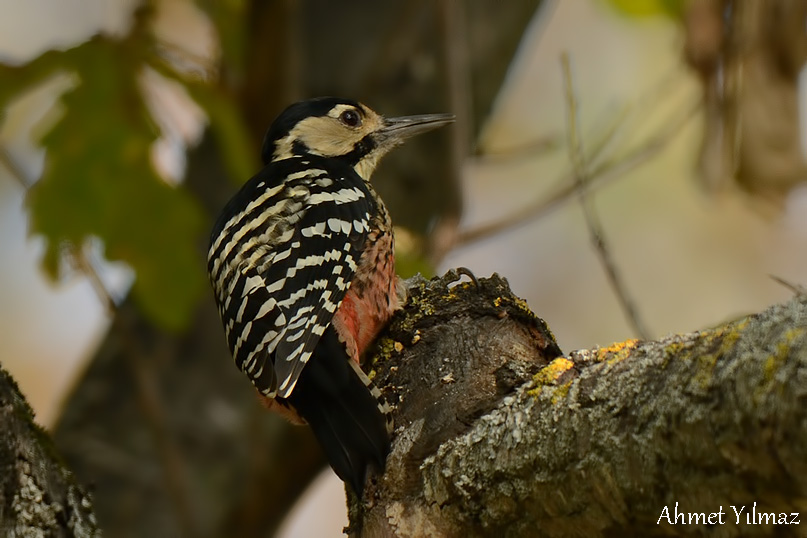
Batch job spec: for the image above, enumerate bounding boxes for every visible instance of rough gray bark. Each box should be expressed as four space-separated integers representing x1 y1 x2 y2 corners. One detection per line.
354 273 807 538
5 274 806 537
0 367 99 537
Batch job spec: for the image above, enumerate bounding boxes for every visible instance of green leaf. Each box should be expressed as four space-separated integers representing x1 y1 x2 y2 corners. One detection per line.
0 49 69 114
26 36 206 330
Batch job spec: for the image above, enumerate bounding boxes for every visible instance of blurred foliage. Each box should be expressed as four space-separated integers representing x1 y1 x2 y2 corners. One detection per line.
193 0 248 81
0 6 257 330
28 36 204 329
604 0 686 18
391 227 434 279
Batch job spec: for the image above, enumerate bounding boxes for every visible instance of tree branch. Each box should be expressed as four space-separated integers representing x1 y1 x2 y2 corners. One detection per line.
0 366 100 537
6 268 805 536
354 273 807 537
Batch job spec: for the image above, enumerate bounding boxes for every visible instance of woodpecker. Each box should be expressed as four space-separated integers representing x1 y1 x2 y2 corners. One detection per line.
207 97 453 494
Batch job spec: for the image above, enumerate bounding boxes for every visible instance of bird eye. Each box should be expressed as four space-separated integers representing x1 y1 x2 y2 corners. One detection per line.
339 109 362 127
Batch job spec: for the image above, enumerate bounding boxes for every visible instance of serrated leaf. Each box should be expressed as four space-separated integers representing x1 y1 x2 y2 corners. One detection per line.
26 36 205 330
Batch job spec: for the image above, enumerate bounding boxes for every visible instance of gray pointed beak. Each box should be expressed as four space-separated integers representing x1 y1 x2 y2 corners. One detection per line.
379 113 455 142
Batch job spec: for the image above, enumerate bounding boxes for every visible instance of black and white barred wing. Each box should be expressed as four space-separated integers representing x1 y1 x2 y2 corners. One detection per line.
270 174 373 398
209 166 373 399
208 176 308 395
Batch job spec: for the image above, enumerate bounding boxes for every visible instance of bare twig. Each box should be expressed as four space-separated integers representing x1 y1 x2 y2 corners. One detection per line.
562 55 585 172
584 67 685 172
770 274 807 297
68 244 119 314
561 53 651 340
473 134 560 162
456 97 699 246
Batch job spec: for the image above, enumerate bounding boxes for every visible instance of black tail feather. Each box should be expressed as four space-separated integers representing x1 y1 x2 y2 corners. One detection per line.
285 326 390 494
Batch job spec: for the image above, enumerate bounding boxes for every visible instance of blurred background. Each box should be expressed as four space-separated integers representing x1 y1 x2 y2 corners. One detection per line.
1 0 806 536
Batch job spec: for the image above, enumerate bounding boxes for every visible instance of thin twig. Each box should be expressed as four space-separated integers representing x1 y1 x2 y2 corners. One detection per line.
770 274 807 297
584 66 685 172
473 135 560 162
561 53 651 340
0 143 118 315
562 54 585 172
68 244 119 314
456 96 699 246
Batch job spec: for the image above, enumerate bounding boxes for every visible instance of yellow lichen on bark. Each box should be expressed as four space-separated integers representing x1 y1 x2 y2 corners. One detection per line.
528 357 574 400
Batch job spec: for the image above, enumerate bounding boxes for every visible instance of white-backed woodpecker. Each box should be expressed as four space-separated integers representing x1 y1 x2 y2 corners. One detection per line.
207 97 453 494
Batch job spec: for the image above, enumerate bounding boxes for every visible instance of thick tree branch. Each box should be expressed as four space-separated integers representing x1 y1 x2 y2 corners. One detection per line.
6 272 806 537
354 273 807 537
0 367 99 537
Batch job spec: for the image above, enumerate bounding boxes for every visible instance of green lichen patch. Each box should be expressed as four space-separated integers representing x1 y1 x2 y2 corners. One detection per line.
550 380 573 404
689 318 749 391
756 326 807 402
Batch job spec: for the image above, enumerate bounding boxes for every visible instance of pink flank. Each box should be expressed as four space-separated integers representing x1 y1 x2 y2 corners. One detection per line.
332 230 399 365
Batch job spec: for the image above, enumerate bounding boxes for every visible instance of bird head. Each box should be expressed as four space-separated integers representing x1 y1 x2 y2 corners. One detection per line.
262 97 454 180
